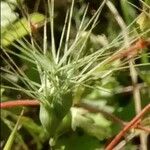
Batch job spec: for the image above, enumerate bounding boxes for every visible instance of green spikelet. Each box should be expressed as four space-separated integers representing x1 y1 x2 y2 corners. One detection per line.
39 92 73 138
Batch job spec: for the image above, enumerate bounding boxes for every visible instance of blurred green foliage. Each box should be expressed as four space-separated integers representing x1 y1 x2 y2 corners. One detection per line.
1 0 150 150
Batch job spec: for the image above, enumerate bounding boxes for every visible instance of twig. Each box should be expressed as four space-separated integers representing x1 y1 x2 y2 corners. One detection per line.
1 100 150 133
105 103 150 150
113 132 138 150
128 39 148 150
129 59 147 150
0 100 39 108
74 103 126 126
114 83 148 94
75 103 150 132
109 38 150 63
136 125 150 133
0 100 126 125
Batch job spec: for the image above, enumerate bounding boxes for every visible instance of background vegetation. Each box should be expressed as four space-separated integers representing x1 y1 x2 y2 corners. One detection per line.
1 0 150 150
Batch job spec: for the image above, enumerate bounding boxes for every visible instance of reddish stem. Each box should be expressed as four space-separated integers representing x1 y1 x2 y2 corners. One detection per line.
75 103 126 126
109 38 150 62
1 100 150 135
105 103 150 150
0 100 39 108
136 125 150 133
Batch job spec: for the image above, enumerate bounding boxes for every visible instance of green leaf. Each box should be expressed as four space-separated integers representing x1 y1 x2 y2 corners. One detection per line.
136 2 150 34
145 0 150 6
71 108 111 140
137 12 150 32
120 0 136 24
1 1 18 29
19 116 46 149
1 13 45 47
138 65 150 85
3 110 24 150
55 134 103 150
